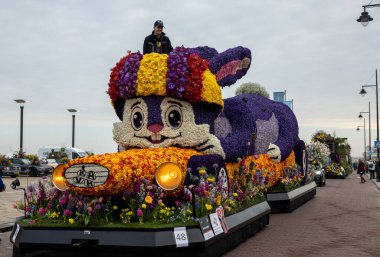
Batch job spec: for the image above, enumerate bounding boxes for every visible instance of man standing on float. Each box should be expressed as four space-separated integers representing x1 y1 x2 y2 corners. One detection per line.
143 20 173 54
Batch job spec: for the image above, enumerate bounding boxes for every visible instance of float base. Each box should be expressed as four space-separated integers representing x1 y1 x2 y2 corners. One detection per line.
11 202 270 257
266 182 316 213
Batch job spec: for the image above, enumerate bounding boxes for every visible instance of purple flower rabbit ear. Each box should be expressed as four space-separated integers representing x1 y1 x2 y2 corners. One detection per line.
191 46 219 61
209 46 251 88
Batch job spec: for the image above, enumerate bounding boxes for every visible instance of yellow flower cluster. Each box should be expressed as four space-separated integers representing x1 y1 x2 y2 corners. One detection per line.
49 211 60 219
201 70 224 107
120 208 133 224
145 195 153 204
63 147 201 196
136 53 168 97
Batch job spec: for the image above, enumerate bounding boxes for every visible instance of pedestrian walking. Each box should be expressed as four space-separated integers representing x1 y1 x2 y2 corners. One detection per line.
143 20 173 55
357 159 366 183
0 170 6 192
368 159 376 179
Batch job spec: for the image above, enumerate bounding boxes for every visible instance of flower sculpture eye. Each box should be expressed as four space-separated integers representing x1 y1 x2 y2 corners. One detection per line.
131 107 144 131
165 105 182 129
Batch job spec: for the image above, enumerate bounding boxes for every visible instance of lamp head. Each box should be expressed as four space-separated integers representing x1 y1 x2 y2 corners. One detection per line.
357 11 373 27
359 113 363 119
359 88 367 96
357 127 360 131
14 99 26 107
67 109 77 113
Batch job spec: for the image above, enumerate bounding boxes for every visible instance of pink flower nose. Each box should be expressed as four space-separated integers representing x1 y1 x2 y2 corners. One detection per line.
148 124 164 133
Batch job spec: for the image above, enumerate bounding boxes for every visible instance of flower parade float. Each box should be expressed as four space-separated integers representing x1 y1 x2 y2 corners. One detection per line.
11 46 314 257
311 131 352 179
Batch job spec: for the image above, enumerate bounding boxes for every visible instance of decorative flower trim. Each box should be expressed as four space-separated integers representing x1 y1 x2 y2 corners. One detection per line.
137 53 168 97
201 70 223 108
215 58 250 82
107 48 225 119
107 52 133 102
226 151 296 188
183 53 208 103
166 47 192 98
117 52 143 98
63 147 201 196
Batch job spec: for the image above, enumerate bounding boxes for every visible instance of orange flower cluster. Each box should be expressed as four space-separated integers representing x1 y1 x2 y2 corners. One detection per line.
63 148 295 196
63 147 201 196
226 152 296 188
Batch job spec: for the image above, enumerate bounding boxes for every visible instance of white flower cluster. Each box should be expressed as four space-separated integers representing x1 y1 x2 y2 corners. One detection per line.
307 141 331 166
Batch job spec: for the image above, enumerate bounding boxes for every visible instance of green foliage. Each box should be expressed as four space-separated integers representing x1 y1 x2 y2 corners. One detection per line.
25 154 39 165
235 82 269 98
0 155 11 166
311 130 352 174
60 157 70 164
48 149 67 159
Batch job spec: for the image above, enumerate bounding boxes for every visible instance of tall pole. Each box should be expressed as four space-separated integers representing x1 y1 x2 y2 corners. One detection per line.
20 105 24 154
72 114 75 148
368 101 371 159
364 118 367 160
376 69 379 160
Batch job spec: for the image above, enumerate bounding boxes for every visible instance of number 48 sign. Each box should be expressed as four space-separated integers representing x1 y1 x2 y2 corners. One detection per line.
173 227 189 247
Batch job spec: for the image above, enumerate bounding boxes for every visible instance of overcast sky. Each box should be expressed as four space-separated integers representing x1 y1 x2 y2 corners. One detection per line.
1 0 379 158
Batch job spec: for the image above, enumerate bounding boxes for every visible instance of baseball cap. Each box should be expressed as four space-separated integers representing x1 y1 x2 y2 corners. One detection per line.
154 20 164 27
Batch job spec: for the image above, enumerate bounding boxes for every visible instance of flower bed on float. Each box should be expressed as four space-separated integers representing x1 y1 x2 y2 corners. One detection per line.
16 150 295 227
11 45 309 257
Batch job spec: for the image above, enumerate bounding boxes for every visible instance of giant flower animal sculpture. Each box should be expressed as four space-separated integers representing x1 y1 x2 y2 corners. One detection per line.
54 46 304 199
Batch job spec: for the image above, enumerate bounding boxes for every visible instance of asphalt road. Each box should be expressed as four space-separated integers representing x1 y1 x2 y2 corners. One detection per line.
0 174 379 257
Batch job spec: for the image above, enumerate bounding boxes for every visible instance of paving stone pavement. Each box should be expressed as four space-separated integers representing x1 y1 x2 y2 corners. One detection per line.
224 173 380 257
0 177 41 227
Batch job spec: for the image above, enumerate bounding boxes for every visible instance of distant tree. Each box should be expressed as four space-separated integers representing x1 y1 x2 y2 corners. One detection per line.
0 155 11 166
25 154 39 165
48 148 67 159
13 150 26 158
235 82 269 98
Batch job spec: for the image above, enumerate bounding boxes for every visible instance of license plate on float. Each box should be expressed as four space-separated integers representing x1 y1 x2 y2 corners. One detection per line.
64 164 109 188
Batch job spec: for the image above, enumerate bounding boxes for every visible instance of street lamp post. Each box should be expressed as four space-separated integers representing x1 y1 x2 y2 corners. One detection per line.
359 101 371 159
14 99 26 154
359 69 379 160
357 3 380 26
67 109 77 148
357 118 367 160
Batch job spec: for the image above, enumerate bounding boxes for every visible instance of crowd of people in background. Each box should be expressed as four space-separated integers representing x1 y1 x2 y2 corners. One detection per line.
354 158 380 183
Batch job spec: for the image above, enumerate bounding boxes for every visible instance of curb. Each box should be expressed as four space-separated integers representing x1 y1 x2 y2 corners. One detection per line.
0 222 14 233
371 179 380 191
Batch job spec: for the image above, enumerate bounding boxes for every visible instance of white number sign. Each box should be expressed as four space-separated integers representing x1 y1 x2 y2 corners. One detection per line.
173 227 189 247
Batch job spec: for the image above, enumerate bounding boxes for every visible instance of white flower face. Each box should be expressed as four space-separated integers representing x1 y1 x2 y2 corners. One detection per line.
113 97 225 158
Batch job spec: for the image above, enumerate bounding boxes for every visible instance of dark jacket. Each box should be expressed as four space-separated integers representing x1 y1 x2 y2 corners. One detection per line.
143 32 173 55
0 172 5 192
375 160 380 173
358 162 365 174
